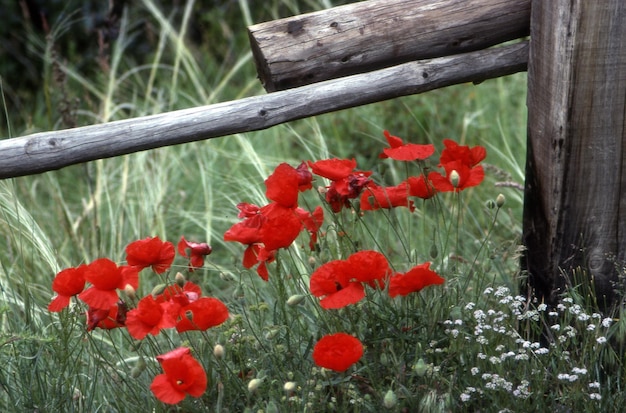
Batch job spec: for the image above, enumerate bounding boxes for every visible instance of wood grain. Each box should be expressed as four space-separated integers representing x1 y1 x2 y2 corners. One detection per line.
0 42 527 179
523 1 626 308
248 0 530 91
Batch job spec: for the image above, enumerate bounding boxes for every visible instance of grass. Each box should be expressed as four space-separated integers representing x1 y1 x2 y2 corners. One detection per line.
1 0 624 412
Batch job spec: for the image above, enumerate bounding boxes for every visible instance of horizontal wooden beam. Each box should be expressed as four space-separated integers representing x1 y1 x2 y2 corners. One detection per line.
248 0 530 91
0 41 528 179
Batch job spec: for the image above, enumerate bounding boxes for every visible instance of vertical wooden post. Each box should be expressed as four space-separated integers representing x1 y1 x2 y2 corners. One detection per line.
524 1 626 309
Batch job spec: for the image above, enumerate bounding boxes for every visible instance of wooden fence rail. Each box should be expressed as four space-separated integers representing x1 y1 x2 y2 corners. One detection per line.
0 42 527 179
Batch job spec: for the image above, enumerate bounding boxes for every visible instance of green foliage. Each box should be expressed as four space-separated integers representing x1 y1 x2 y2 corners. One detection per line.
2 0 624 412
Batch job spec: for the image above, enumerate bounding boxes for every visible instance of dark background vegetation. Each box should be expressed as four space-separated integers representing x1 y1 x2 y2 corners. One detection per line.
0 0 354 136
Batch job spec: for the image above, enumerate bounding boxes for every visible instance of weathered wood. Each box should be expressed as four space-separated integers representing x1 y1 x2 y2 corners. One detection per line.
523 1 626 309
0 42 528 179
248 0 530 91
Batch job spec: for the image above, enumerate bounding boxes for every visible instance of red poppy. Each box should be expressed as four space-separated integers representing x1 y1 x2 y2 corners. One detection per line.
157 281 202 305
125 295 178 339
428 160 485 192
312 333 363 372
406 175 438 199
257 202 305 251
359 182 415 211
177 236 212 271
379 130 435 161
310 260 366 309
125 237 175 274
265 163 301 208
78 259 139 309
295 161 313 191
296 206 324 249
48 265 87 312
86 301 128 331
151 347 207 404
346 250 390 288
175 297 229 333
241 244 275 281
388 262 445 298
308 158 358 181
439 139 486 167
236 202 261 218
309 251 389 308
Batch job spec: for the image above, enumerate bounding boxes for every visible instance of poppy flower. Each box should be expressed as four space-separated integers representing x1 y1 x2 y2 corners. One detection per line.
78 259 139 309
388 262 445 298
359 182 415 211
175 297 229 333
86 301 128 331
241 244 275 281
257 202 305 251
265 163 301 208
310 260 366 309
406 175 438 199
125 236 175 274
157 281 202 305
125 295 178 340
151 347 207 404
309 251 389 308
308 158 358 181
428 160 485 192
439 139 486 167
346 250 390 288
177 236 212 271
296 206 324 250
48 265 87 312
295 161 313 191
312 333 363 372
379 130 435 161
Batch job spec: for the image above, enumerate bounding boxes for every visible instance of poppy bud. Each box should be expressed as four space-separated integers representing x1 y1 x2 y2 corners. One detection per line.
383 389 398 409
151 283 167 297
266 401 279 413
264 327 280 340
124 284 136 301
429 244 438 259
414 358 428 377
283 381 297 393
248 378 263 393
175 272 186 287
287 294 306 306
213 344 225 359
130 357 146 378
496 193 506 208
450 170 460 188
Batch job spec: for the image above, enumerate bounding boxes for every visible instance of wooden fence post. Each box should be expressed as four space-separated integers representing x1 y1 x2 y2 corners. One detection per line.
524 1 626 309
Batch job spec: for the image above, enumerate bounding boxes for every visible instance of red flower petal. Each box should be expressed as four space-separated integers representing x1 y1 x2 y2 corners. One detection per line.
388 262 445 298
439 139 486 167
406 175 437 199
265 163 300 208
48 265 87 311
126 295 177 340
380 131 435 161
125 237 175 274
312 333 363 372
152 347 207 404
359 182 415 211
308 158 357 181
176 297 229 333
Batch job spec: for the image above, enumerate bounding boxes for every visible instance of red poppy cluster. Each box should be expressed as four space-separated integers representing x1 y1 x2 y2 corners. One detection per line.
224 162 324 280
48 235 224 404
49 131 487 400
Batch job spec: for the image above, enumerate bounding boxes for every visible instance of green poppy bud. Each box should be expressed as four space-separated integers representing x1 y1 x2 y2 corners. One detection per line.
383 389 398 408
450 170 460 188
287 294 306 306
496 193 506 208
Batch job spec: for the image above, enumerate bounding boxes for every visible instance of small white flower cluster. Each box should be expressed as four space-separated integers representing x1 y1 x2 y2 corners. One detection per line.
442 286 612 407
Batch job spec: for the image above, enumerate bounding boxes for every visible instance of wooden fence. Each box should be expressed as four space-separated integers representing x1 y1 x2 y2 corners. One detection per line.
0 0 623 308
